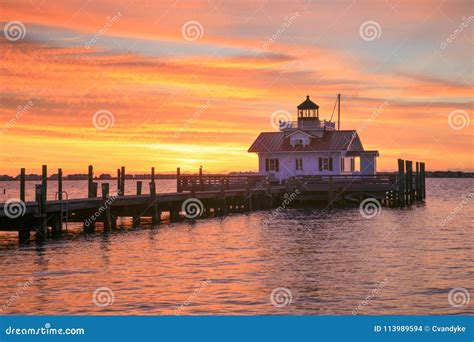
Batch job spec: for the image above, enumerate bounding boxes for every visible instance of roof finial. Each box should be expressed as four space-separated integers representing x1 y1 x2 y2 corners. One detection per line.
306 95 309 99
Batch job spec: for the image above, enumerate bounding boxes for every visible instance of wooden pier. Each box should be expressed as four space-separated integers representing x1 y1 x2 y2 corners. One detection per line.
0 159 425 243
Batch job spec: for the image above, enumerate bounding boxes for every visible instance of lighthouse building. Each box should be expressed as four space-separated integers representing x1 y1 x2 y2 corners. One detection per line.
248 96 379 180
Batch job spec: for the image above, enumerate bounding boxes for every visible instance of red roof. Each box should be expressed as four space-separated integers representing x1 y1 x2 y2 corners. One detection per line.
248 130 365 153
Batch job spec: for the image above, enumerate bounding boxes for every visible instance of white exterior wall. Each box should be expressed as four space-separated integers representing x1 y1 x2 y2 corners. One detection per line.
258 152 348 180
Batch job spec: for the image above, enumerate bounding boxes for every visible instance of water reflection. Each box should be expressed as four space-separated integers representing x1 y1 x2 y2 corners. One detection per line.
0 179 472 315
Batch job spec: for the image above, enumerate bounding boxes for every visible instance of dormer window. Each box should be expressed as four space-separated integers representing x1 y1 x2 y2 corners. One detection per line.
294 138 303 146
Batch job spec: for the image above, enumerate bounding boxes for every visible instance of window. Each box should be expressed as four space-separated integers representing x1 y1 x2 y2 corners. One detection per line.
318 157 333 171
265 158 279 172
293 138 303 146
295 158 303 170
341 157 356 172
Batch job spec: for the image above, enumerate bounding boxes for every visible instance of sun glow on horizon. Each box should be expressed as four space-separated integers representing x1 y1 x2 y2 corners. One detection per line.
0 1 472 175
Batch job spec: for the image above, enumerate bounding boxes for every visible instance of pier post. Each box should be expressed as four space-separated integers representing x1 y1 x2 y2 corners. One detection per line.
133 181 142 227
199 166 204 191
51 213 62 237
246 180 253 211
117 168 121 195
57 168 63 200
405 160 413 205
397 159 405 207
177 167 181 193
220 178 227 214
101 183 111 231
149 181 160 224
136 181 142 195
121 166 125 195
151 167 155 183
415 162 420 202
191 179 196 197
420 162 426 200
266 178 273 208
88 165 94 198
328 176 334 207
41 164 47 204
18 223 30 244
92 182 98 198
35 184 47 239
20 168 25 202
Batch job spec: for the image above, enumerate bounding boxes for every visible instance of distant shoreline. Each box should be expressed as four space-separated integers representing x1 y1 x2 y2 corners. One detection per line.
0 171 473 181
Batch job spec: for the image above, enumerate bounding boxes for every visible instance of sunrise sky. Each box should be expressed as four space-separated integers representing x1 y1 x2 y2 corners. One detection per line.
0 0 472 175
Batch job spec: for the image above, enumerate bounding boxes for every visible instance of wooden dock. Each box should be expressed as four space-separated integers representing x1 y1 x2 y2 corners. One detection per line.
0 159 425 243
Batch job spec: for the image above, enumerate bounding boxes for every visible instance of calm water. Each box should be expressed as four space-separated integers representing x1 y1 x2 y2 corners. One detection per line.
0 179 472 315
0 179 177 202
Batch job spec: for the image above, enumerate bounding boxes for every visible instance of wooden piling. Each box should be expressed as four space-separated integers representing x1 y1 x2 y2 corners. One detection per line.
177 167 181 193
414 162 420 202
220 178 227 214
57 168 63 200
246 180 253 211
199 166 204 191
121 166 125 195
35 184 47 238
117 168 121 195
266 178 273 208
151 167 155 183
397 159 405 207
420 162 426 200
101 183 111 231
132 181 142 227
88 165 94 198
92 182 98 198
328 176 334 207
191 179 196 197
149 182 160 224
18 223 30 244
41 164 47 204
405 160 413 205
20 168 25 202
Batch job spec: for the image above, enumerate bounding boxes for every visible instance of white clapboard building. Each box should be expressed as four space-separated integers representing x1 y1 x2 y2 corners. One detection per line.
248 95 379 180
